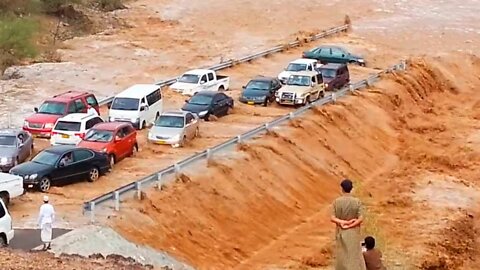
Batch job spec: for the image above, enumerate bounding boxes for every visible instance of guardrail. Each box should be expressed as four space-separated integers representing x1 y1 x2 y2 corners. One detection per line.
84 60 408 218
96 23 349 106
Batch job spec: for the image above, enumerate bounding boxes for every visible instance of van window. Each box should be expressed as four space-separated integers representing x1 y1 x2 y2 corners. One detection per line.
312 76 316 83
146 89 162 106
55 121 81 132
207 72 214 81
0 202 5 218
85 117 103 129
74 99 86 112
111 98 139 111
86 96 98 107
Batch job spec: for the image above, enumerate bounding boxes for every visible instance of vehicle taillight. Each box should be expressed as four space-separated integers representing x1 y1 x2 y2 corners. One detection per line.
51 131 58 135
75 133 85 139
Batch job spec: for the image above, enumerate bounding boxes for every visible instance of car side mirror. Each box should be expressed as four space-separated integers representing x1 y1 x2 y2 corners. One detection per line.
200 80 206 84
34 107 38 113
107 102 111 109
114 136 121 142
242 86 246 89
58 163 64 168
184 99 189 103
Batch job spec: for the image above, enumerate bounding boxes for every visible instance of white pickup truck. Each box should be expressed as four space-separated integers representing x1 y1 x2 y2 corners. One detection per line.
277 58 321 84
170 69 230 96
0 172 24 206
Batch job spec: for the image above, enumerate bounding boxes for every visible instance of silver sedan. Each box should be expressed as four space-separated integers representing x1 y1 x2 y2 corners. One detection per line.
147 110 200 147
0 129 34 172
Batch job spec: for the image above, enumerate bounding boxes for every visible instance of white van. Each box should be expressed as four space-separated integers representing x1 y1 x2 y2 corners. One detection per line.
108 84 163 129
0 198 14 246
50 113 104 146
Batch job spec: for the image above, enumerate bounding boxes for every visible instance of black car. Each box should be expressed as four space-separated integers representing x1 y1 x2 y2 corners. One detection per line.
9 145 110 192
239 76 282 106
182 91 234 120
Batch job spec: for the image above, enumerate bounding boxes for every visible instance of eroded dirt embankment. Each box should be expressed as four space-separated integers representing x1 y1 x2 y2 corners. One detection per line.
113 53 480 270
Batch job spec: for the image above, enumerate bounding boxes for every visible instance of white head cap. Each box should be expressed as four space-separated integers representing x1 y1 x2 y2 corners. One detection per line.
43 195 49 203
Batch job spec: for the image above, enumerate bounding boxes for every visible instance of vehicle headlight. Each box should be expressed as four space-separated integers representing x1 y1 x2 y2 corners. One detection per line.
44 123 54 129
198 110 208 117
358 59 365 63
109 117 114 122
29 174 38 180
172 134 181 141
23 120 29 127
0 157 12 165
325 83 329 88
102 148 108 153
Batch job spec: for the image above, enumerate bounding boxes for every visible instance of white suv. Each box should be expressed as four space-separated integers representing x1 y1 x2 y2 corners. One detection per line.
50 113 104 146
0 199 14 246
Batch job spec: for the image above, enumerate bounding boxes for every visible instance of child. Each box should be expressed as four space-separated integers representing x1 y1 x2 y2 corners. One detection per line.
362 236 386 270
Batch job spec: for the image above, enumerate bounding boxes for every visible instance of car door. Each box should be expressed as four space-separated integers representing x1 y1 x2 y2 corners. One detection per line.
115 127 130 158
184 113 196 139
217 93 230 116
74 98 87 113
51 151 77 183
271 79 281 101
331 47 348 63
86 95 100 114
17 133 28 161
71 149 96 180
206 72 216 91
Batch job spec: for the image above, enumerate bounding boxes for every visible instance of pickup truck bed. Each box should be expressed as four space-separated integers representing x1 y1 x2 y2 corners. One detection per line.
217 75 229 80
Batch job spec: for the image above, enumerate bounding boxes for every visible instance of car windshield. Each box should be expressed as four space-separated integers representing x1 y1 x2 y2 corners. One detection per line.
54 121 81 132
155 116 185 128
286 63 307 72
38 101 66 115
321 69 337 78
32 151 60 166
188 94 212 105
111 97 139 111
84 129 113 142
178 74 200 84
246 81 270 91
0 135 16 146
286 75 311 86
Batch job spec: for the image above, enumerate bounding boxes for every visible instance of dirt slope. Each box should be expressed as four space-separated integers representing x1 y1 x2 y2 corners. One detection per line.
112 53 480 269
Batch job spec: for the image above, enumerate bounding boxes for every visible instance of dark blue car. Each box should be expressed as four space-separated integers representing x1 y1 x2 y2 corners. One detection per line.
239 76 282 106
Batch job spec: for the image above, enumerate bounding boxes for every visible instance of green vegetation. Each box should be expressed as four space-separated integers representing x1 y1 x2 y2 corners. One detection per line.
0 0 125 74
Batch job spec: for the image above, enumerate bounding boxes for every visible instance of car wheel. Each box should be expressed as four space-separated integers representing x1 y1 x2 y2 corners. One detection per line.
263 98 268 107
88 167 100 182
306 96 311 104
0 192 9 206
108 154 115 167
204 113 211 121
179 136 186 147
29 145 33 156
155 112 160 120
218 86 225 91
0 235 6 247
38 177 51 192
141 121 146 130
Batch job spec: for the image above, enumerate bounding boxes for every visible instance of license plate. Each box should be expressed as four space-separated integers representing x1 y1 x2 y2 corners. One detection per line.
247 101 254 105
28 184 33 188
62 134 70 138
156 140 166 144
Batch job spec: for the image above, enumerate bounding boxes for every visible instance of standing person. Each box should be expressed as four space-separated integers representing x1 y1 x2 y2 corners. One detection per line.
363 236 386 270
330 179 366 270
87 104 98 116
38 195 55 251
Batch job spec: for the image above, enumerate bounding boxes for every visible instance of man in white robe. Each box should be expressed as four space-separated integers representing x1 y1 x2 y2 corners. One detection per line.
87 105 99 116
38 195 55 251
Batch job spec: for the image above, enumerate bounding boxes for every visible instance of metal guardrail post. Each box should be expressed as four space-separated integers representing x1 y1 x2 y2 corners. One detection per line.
89 201 95 223
265 123 271 132
331 93 337 103
114 191 120 211
237 135 243 143
349 84 355 93
174 163 181 177
135 182 142 199
365 78 372 87
289 112 295 119
206 148 212 161
400 60 407 70
156 172 163 189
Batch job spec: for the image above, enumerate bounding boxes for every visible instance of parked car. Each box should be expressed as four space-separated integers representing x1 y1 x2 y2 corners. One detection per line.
277 59 321 84
23 91 99 138
50 113 104 146
318 63 350 91
0 198 14 246
275 71 325 106
78 122 138 167
170 69 230 96
148 111 200 147
108 84 163 130
10 145 110 192
0 172 24 206
0 129 34 172
302 45 365 66
239 76 282 106
182 91 234 120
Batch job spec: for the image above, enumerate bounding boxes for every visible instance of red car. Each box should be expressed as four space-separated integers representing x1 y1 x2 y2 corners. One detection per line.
77 122 138 167
23 91 100 138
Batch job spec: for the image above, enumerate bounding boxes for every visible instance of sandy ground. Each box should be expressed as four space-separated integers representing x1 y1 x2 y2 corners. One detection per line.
1 0 480 268
113 54 480 269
